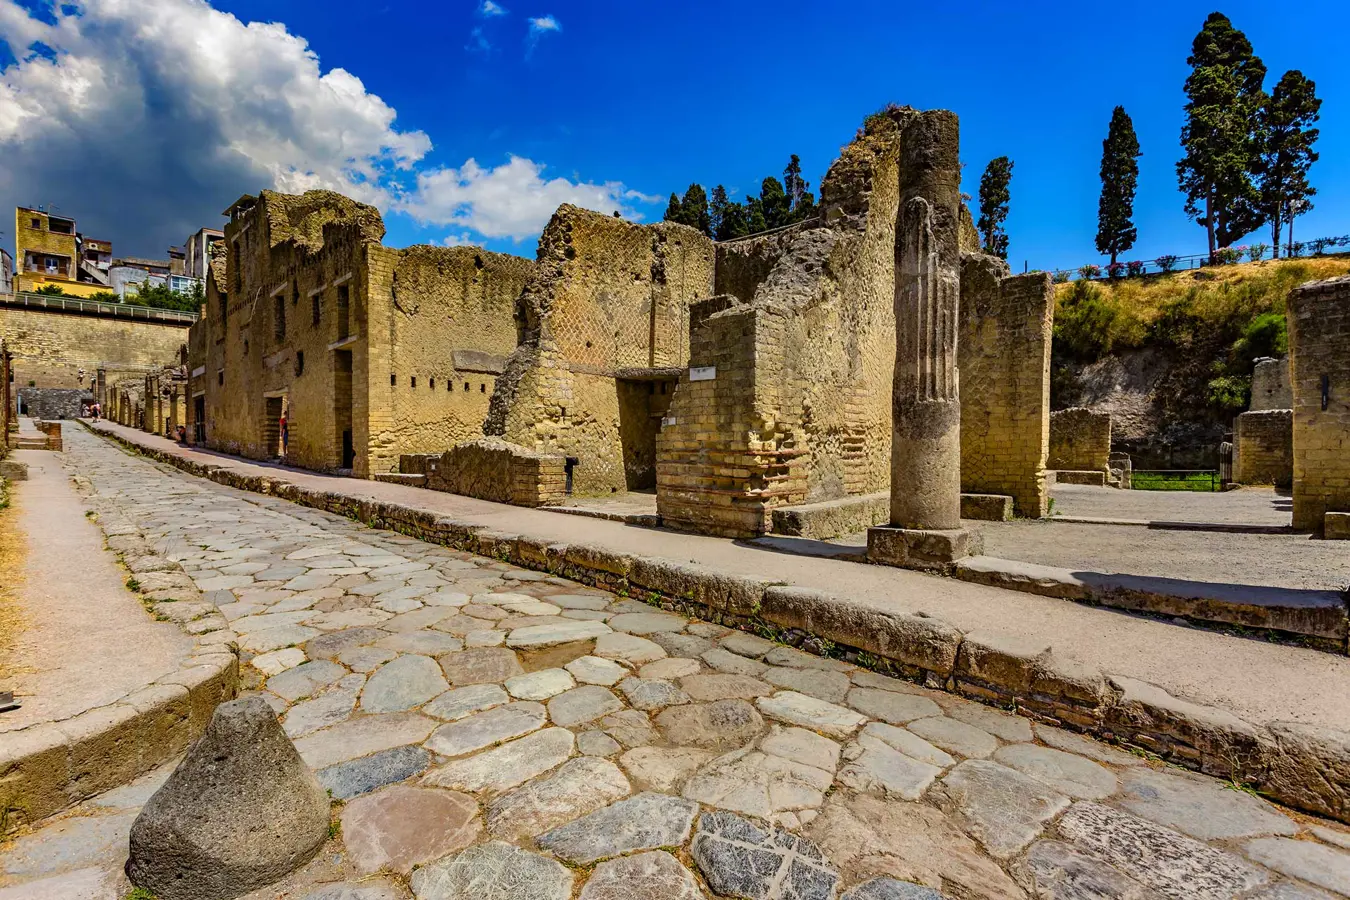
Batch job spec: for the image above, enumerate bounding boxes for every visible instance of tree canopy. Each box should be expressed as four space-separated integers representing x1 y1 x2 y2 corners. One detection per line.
1257 69 1321 256
977 156 1014 259
1096 106 1142 265
664 155 817 240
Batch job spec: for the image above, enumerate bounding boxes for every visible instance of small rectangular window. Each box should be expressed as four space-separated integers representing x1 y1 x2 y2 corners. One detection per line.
463 382 470 392
311 294 321 326
390 373 397 386
480 383 486 393
411 376 417 388
295 351 305 376
430 377 435 389
217 370 224 386
30 218 40 229
273 294 286 341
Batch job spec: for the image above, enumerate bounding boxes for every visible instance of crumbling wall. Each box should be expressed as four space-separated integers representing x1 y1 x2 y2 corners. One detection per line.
381 246 532 460
959 258 1053 516
486 207 715 495
1288 276 1350 532
15 388 89 420
427 437 566 507
1234 409 1293 487
1251 356 1293 411
1049 407 1111 472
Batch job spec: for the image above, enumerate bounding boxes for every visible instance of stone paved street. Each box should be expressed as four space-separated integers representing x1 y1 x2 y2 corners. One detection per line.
3 426 1350 899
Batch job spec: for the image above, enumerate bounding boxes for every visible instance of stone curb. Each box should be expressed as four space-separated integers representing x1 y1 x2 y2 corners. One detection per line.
86 423 1350 825
0 456 239 833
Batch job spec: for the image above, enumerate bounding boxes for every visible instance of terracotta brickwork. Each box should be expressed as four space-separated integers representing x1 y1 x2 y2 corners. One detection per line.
959 259 1053 517
426 437 566 507
486 206 714 496
1234 409 1293 487
1049 408 1111 472
1288 276 1350 532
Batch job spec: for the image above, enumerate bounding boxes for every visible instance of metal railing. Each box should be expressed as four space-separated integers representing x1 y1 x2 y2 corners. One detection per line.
0 291 199 323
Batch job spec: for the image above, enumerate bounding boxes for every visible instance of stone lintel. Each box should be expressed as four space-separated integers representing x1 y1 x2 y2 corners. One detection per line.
866 525 981 573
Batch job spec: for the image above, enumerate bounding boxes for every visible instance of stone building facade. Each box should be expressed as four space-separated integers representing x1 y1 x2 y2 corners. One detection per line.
1288 276 1350 533
190 190 533 477
1251 357 1293 410
1234 409 1293 487
1049 408 1112 473
485 207 714 496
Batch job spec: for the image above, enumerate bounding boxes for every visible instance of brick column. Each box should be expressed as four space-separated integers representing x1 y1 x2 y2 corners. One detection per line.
1288 276 1350 534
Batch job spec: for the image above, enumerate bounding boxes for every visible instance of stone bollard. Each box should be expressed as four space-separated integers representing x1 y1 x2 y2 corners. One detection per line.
126 695 331 900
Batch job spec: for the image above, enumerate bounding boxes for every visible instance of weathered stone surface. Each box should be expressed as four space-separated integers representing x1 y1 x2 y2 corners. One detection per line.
550 593 612 610
934 760 1068 859
858 723 955 769
283 689 358 738
601 708 660 747
566 655 628 686
841 879 946 900
993 744 1118 801
1260 722 1350 822
944 701 1035 743
1056 802 1269 899
426 702 546 757
1246 885 1340 900
578 731 622 756
808 794 1024 900
424 684 510 721
361 655 449 713
619 677 692 710
487 757 631 841
650 632 714 658
409 841 573 900
757 692 866 739
1014 840 1152 900
126 696 330 900
268 660 346 702
1033 723 1142 767
608 612 689 634
640 657 702 680
305 628 384 658
595 632 667 665
838 732 942 800
505 668 576 700
548 685 625 726
1119 767 1296 840
341 785 480 874
721 632 776 658
683 747 833 820
507 619 611 648
439 647 523 685
846 689 942 725
1244 838 1350 896
703 647 770 677
620 746 716 792
253 647 307 676
296 880 408 900
538 793 698 864
906 716 998 759
691 810 840 900
578 850 704 900
294 713 439 769
764 667 852 703
423 727 575 793
375 631 464 655
317 745 430 800
338 646 398 674
657 700 765 749
682 673 774 701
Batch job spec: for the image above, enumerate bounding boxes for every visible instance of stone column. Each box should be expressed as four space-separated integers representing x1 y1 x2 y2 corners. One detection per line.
869 110 979 570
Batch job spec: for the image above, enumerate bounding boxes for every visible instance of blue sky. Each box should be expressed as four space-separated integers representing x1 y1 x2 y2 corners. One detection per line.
0 0 1345 267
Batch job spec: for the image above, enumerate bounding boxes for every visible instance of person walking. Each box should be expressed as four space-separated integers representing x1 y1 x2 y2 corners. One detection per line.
279 411 288 459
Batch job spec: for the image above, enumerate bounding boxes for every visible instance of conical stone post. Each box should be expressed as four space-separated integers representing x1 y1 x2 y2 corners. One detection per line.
868 109 980 570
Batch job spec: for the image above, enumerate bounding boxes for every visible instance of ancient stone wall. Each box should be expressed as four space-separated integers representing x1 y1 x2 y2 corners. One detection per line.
15 387 89 420
486 206 714 495
1234 409 1293 486
1251 357 1293 410
426 437 566 507
1288 276 1350 532
0 305 188 390
958 256 1053 517
1048 408 1111 472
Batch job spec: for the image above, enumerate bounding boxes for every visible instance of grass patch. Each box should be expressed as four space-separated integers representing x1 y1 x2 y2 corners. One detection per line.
1131 472 1220 492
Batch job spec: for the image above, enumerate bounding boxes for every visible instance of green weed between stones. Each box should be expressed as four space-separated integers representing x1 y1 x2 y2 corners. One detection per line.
125 576 141 592
125 889 159 900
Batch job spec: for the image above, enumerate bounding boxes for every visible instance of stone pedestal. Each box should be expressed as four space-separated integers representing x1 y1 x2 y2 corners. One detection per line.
870 109 976 570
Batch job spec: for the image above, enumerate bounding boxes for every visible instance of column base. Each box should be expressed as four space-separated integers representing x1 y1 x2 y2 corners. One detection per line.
867 525 981 573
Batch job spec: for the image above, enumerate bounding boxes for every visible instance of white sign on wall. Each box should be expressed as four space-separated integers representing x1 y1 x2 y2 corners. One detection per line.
690 366 716 382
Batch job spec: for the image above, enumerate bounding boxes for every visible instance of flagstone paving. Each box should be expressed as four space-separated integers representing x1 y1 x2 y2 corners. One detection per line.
1 426 1349 899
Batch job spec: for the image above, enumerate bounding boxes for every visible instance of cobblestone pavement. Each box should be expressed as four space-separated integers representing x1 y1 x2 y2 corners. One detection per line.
3 429 1350 900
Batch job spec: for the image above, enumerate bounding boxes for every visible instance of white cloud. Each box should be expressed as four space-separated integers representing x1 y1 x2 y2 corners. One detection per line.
399 155 649 241
480 1 507 16
466 25 491 54
440 233 478 247
526 14 559 56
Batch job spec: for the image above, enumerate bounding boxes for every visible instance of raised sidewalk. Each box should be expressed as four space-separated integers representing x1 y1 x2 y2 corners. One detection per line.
89 420 1350 823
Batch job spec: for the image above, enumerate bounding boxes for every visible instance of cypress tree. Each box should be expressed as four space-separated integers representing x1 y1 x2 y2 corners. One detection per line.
663 193 682 224
759 177 789 229
679 184 711 236
1257 70 1320 258
783 155 815 221
1096 106 1142 265
1176 12 1267 259
977 157 1014 259
709 185 730 240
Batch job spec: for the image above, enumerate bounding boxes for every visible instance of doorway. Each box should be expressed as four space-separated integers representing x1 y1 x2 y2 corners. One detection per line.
193 395 205 443
264 396 284 458
334 349 354 470
616 377 676 491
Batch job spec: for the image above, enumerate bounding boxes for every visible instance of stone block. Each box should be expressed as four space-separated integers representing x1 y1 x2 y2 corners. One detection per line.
0 723 70 826
955 630 1050 695
1053 470 1106 486
629 556 769 617
960 493 1013 521
866 526 981 573
1325 512 1350 541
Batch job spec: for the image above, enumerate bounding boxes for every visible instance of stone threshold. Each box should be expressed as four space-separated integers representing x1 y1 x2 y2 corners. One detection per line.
541 504 662 528
1 471 238 833
954 557 1348 654
1053 514 1297 535
86 421 1350 826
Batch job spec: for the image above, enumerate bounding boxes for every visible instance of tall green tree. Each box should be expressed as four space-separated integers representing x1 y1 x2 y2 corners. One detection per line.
1257 70 1320 258
744 195 768 234
663 192 682 224
977 156 1014 259
759 177 790 229
783 155 816 221
709 185 730 240
679 183 711 236
1096 106 1142 265
1176 12 1267 259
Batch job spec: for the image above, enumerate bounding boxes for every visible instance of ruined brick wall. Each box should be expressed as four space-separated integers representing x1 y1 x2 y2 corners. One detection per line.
0 305 188 389
486 207 715 495
381 246 532 461
1251 357 1293 411
1234 409 1293 487
15 388 89 420
657 298 806 536
427 437 566 507
959 259 1053 516
1288 276 1350 531
1048 408 1111 472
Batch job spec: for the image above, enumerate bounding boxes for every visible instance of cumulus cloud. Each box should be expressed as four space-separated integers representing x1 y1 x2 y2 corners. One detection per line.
480 1 507 16
400 156 651 241
526 14 559 56
0 0 649 255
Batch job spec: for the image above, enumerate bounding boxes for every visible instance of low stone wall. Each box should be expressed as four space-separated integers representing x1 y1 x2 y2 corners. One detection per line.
770 493 888 540
16 388 90 421
1049 408 1111 472
1 469 237 832
91 420 1350 825
1235 409 1293 487
427 437 566 508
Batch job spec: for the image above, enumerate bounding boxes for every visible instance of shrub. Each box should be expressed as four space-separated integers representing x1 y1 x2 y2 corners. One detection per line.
1234 311 1288 360
1286 241 1305 258
1309 238 1332 256
1206 374 1250 412
1106 261 1126 280
87 291 119 304
1054 279 1145 361
1052 269 1072 284
1248 243 1267 262
34 284 65 296
1155 254 1178 273
1078 264 1101 280
1213 247 1243 265
1126 260 1145 277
